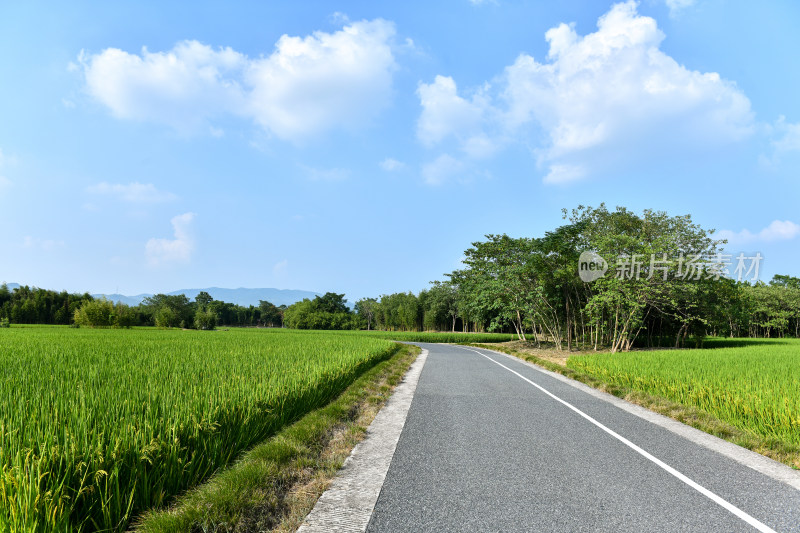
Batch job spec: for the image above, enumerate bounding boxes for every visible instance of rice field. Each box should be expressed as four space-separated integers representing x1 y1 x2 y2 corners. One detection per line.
0 327 400 532
567 338 800 446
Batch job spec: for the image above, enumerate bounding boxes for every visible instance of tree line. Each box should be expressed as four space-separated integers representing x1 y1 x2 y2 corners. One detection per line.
0 286 285 330
4 205 799 348
286 205 800 351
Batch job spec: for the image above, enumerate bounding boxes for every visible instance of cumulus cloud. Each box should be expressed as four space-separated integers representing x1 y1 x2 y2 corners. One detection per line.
417 76 487 144
717 220 800 244
418 1 754 183
87 182 177 203
246 19 396 141
380 157 405 171
416 76 499 160
79 19 397 141
81 41 246 132
422 154 464 185
769 116 800 158
146 212 196 266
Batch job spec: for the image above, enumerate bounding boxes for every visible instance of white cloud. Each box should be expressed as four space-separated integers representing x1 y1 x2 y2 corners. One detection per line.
81 41 247 132
380 157 405 171
422 154 464 185
665 0 696 17
418 1 754 183
543 164 586 185
79 19 397 142
87 182 177 203
717 220 800 244
770 116 800 156
247 19 396 141
302 165 350 181
417 76 494 157
417 76 482 144
146 212 196 266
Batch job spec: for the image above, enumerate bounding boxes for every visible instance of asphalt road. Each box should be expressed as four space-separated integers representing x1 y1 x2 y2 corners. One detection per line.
365 343 800 532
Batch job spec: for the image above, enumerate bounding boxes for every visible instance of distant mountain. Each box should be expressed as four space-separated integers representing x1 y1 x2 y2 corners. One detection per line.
94 287 320 307
93 293 153 306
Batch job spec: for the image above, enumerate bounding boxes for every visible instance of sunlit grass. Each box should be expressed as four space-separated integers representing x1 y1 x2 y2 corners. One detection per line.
567 338 800 446
0 327 398 532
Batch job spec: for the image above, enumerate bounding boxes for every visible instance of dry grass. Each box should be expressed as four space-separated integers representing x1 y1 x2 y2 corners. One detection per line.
497 340 598 367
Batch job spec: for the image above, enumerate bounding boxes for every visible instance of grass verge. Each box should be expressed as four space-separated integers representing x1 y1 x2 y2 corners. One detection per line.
134 343 420 533
469 342 800 470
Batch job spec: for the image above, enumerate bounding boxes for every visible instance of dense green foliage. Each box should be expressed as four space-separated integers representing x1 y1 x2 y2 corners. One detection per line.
335 330 517 343
72 297 137 327
413 205 800 351
0 327 399 532
283 292 354 329
0 284 92 325
0 285 286 329
567 338 800 446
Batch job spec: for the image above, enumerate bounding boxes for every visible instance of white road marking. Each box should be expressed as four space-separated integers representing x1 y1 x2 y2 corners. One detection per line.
483 345 800 491
461 346 778 533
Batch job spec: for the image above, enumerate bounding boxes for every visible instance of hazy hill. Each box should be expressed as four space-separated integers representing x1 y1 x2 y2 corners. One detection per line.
94 287 320 307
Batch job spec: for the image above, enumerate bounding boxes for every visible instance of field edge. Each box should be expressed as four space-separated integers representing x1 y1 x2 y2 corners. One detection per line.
133 343 421 532
468 343 800 471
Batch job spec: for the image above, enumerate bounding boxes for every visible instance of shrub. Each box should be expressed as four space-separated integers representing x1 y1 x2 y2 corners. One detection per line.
194 309 217 331
73 299 115 327
155 307 179 328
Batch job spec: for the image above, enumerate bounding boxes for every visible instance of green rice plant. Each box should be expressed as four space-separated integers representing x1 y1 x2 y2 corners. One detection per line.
567 338 800 446
0 327 398 532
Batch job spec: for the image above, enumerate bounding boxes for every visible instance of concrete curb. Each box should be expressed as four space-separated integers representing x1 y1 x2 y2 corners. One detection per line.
297 348 429 532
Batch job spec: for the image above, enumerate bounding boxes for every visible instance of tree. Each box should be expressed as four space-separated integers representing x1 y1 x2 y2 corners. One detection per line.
355 298 378 330
73 298 115 327
425 281 459 332
155 307 179 328
315 292 349 314
283 294 354 330
194 309 217 330
195 291 214 309
259 300 283 327
144 294 194 327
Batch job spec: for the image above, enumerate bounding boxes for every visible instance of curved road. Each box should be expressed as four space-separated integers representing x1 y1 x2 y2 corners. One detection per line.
364 343 800 532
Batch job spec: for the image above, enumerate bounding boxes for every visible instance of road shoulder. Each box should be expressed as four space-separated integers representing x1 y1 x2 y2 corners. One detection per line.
297 348 429 532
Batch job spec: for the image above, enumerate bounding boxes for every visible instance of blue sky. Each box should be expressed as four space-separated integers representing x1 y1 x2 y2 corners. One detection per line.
1 0 799 300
